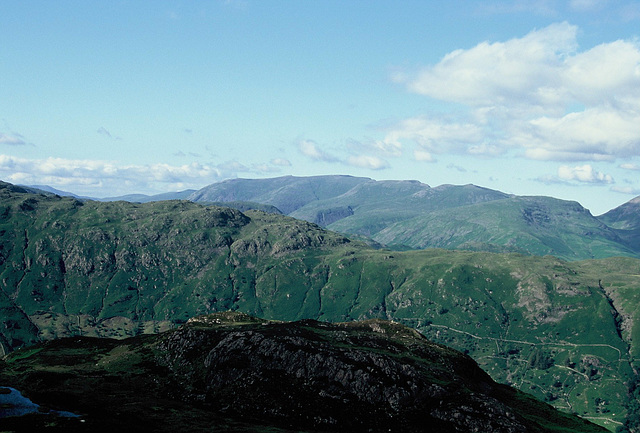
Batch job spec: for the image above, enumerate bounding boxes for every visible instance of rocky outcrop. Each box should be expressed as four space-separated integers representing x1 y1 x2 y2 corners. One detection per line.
0 312 609 432
155 313 604 433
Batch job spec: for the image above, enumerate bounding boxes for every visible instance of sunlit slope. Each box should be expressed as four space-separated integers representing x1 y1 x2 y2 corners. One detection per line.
293 182 510 235
188 174 371 214
187 175 638 260
374 196 637 260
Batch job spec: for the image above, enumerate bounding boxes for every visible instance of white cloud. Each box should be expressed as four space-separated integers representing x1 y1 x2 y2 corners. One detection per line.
570 0 609 12
520 107 640 160
0 154 226 196
347 155 389 170
0 133 27 146
382 116 489 157
270 158 291 167
564 39 640 106
298 139 338 162
298 138 394 172
620 163 640 171
557 164 614 183
371 138 402 156
404 22 577 107
413 149 434 162
392 22 640 162
611 185 640 195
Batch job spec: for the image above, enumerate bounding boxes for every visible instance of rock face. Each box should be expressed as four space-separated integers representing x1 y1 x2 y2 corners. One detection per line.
158 318 509 432
153 313 602 433
0 313 605 432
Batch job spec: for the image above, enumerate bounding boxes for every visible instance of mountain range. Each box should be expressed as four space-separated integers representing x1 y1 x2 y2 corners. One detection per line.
2 179 640 430
26 175 640 261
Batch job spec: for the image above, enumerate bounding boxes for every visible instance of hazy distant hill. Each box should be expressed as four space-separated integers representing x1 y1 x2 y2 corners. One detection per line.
0 312 606 433
188 175 371 214
189 176 512 239
188 175 638 260
21 184 86 198
1 180 639 429
21 184 198 203
100 189 197 202
291 181 510 234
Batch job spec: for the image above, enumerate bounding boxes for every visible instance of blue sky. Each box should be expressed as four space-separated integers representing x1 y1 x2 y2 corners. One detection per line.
1 0 639 214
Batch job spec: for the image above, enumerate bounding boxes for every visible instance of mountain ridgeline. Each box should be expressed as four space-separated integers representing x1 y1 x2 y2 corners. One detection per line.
2 180 640 429
186 175 640 261
0 312 606 432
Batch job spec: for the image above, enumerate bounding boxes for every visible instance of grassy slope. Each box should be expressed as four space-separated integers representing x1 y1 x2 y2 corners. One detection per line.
188 176 638 260
374 196 637 261
597 197 640 252
291 182 510 235
188 175 371 214
1 186 639 429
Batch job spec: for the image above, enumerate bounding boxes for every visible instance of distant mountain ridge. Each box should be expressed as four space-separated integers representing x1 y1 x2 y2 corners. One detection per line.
21 176 640 260
187 175 639 260
374 195 635 259
188 175 371 214
100 189 196 202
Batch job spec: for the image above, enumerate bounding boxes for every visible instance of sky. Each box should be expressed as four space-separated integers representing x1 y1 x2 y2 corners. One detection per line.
1 0 639 215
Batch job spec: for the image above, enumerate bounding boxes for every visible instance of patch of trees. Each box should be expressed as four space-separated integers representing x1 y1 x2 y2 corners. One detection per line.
528 348 554 370
617 376 640 433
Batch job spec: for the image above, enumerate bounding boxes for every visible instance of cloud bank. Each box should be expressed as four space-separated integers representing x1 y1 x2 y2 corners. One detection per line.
557 164 614 183
0 154 289 196
391 22 640 163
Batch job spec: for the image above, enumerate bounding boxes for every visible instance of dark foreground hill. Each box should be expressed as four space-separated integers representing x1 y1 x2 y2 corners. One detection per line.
1 181 640 429
0 312 606 433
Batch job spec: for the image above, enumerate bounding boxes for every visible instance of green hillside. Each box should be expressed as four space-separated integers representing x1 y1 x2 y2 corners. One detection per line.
187 175 638 261
598 197 640 250
293 182 510 235
374 196 636 260
1 182 640 430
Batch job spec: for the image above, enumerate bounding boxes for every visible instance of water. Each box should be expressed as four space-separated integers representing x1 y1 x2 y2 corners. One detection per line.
0 386 79 418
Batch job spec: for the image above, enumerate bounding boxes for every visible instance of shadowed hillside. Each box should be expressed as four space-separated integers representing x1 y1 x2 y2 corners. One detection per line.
0 313 607 432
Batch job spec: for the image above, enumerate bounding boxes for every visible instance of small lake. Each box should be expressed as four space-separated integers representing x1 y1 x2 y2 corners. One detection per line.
0 386 79 418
